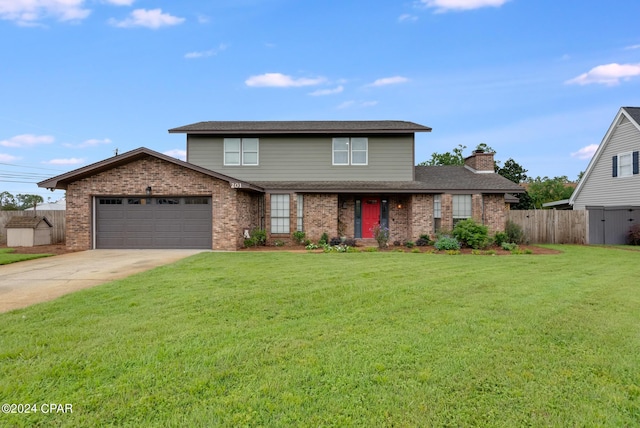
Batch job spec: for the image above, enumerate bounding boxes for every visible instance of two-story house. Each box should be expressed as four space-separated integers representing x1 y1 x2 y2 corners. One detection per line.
569 107 640 244
39 120 523 250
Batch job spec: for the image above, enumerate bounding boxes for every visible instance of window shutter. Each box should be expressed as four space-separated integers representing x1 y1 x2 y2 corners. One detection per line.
612 156 618 177
633 151 639 175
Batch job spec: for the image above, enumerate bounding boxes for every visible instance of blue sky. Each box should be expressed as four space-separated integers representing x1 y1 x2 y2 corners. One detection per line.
1 0 640 202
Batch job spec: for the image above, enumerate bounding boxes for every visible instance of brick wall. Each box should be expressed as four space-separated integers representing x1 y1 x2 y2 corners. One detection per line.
464 152 495 172
65 155 242 251
409 194 434 240
302 193 338 242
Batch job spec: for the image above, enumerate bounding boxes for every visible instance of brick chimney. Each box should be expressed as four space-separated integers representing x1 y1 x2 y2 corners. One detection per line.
464 150 495 173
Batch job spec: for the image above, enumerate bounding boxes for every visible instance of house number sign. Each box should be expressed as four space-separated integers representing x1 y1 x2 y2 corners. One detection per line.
230 182 242 189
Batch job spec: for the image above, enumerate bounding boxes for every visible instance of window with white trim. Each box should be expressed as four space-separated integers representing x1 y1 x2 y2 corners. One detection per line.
332 137 368 165
271 194 290 234
433 194 441 232
224 138 259 166
618 152 632 177
452 194 472 224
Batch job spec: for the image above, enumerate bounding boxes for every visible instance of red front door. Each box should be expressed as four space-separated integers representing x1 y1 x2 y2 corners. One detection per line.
362 198 381 238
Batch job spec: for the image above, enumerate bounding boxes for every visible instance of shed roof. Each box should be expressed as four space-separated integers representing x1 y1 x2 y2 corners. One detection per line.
168 120 432 135
5 216 53 229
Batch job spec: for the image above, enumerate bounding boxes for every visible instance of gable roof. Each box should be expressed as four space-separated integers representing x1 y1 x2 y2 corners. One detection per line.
168 120 432 134
37 147 263 192
569 107 640 205
251 166 524 194
5 216 52 229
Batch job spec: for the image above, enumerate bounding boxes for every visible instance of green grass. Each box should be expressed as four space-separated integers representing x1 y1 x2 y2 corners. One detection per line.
0 248 52 265
1 246 639 426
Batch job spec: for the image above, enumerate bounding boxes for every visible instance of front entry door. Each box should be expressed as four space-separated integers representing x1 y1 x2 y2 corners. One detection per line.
362 198 381 238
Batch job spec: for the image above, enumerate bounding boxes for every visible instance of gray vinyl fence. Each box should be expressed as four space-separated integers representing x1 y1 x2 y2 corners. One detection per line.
507 210 588 244
0 210 66 245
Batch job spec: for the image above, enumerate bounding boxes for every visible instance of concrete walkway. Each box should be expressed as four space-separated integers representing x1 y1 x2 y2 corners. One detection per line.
0 249 205 313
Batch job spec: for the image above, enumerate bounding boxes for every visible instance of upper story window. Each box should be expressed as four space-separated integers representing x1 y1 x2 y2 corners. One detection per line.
224 138 259 166
332 137 368 166
612 151 639 178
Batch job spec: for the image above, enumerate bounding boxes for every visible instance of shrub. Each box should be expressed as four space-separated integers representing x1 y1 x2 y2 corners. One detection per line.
505 220 526 244
305 243 319 250
445 249 460 255
329 237 342 246
405 241 415 248
244 228 266 247
411 248 421 253
628 224 640 245
292 231 306 245
371 224 390 248
393 240 402 247
501 242 518 251
343 238 357 247
493 231 509 247
415 238 430 247
434 236 460 251
319 232 329 245
452 219 490 249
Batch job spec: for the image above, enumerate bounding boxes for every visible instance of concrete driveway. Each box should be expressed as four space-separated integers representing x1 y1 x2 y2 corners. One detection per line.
0 249 205 313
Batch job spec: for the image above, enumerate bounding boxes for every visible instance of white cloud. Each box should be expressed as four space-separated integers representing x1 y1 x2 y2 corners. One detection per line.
43 158 85 165
0 153 21 162
337 100 378 109
63 138 112 148
163 149 186 161
308 86 344 96
0 134 55 148
0 0 90 25
109 8 185 29
566 63 640 86
398 14 418 22
367 76 410 87
245 73 326 88
421 0 509 12
184 44 227 59
624 44 640 50
571 144 599 160
104 0 134 5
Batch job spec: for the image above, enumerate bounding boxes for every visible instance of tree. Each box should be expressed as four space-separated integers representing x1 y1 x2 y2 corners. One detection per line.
525 176 576 209
418 144 467 166
495 158 528 183
0 192 44 210
0 191 19 210
16 194 44 210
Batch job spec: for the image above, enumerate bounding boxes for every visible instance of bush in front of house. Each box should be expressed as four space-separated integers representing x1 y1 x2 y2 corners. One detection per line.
452 219 490 249
505 220 526 244
244 228 267 247
293 231 306 245
493 231 509 247
434 236 460 251
628 224 640 245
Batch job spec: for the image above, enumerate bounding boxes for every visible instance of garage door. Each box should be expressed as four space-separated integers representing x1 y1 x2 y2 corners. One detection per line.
96 197 212 249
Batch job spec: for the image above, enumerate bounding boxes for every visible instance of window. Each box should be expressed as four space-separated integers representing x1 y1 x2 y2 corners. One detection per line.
156 198 180 205
433 194 442 232
99 198 122 205
185 197 209 205
613 151 639 177
619 152 632 177
296 195 304 232
224 138 259 166
271 194 290 234
453 195 472 223
332 137 368 165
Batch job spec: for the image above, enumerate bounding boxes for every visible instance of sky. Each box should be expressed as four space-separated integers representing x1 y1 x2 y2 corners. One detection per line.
1 0 640 202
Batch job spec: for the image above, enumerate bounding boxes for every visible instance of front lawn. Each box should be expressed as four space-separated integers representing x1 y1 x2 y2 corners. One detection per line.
1 246 639 426
0 248 53 265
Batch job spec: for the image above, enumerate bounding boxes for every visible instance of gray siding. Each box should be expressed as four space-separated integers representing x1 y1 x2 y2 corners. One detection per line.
573 118 640 210
187 135 415 181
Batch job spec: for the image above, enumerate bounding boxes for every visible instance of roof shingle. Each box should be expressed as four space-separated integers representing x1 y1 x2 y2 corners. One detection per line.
168 120 432 134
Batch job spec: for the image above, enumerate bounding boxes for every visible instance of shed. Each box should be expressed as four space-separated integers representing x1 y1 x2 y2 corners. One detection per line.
5 216 53 247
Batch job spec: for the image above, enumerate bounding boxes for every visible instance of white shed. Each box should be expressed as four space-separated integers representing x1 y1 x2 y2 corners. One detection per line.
5 216 53 247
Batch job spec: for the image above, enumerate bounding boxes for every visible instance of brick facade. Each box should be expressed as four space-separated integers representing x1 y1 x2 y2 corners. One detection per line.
65 155 257 251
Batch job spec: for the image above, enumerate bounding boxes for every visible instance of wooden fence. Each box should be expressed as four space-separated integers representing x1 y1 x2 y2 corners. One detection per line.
0 210 66 245
507 210 588 244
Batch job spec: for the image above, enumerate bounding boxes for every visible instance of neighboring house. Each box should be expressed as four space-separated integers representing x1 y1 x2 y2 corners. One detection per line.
39 121 523 251
24 198 66 211
569 107 640 244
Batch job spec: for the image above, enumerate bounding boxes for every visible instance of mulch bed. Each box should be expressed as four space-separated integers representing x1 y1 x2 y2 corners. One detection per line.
241 244 562 255
0 244 79 256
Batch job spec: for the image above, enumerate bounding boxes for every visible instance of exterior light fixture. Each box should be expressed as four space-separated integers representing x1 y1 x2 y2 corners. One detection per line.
146 186 152 196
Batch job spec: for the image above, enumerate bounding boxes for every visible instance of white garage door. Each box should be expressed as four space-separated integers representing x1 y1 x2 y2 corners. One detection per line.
96 197 212 249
